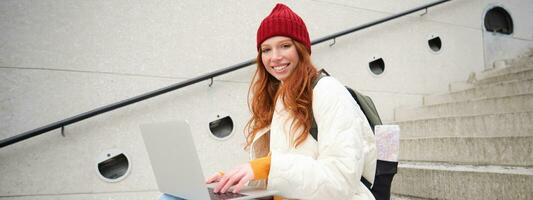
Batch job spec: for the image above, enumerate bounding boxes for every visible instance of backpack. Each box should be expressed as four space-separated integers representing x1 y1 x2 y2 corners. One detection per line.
310 69 398 200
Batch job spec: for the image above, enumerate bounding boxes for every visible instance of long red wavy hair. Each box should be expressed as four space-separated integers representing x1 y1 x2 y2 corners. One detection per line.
245 40 318 151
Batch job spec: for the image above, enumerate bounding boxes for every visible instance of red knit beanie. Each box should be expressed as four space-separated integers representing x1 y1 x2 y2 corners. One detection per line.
257 3 311 53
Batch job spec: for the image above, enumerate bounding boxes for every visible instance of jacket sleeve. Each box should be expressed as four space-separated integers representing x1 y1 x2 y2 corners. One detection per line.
267 77 372 199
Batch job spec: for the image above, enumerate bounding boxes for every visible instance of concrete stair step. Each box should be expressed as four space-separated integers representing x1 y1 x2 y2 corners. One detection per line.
399 136 533 167
424 78 533 106
476 53 533 81
476 67 533 85
395 93 533 121
391 194 429 200
395 111 533 138
392 161 533 200
447 81 474 93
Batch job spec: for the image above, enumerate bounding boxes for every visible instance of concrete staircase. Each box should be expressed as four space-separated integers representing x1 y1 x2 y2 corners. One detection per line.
390 51 533 200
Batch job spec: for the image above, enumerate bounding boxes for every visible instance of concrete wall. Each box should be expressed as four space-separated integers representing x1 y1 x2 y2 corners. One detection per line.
1 0 531 198
481 0 533 69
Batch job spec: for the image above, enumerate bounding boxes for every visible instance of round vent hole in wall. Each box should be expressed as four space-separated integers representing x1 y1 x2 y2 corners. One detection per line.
369 58 385 75
484 6 513 34
96 149 131 182
209 115 234 140
428 36 442 52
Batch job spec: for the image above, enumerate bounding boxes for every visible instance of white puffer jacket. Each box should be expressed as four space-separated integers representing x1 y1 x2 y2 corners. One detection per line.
250 77 377 200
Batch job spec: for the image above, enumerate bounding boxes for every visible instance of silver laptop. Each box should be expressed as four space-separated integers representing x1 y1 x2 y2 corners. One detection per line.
140 120 277 200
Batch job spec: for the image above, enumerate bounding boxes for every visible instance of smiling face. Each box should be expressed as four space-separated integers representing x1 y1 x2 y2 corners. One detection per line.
260 36 300 82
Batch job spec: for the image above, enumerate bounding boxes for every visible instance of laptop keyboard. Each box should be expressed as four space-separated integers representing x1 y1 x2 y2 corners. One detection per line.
208 188 247 200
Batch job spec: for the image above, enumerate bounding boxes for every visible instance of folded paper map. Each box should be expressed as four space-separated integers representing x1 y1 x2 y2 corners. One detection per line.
375 125 400 162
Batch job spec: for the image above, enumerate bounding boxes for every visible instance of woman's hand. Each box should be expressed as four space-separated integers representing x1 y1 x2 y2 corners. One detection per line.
205 171 224 184
213 163 255 193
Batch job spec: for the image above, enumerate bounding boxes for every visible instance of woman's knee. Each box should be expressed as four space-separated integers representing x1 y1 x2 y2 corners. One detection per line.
158 193 184 200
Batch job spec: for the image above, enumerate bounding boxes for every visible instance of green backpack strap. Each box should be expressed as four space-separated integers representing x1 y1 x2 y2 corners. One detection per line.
312 69 330 88
310 69 329 141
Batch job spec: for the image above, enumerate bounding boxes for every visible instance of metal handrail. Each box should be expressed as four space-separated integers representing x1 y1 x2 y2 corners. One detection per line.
0 0 450 148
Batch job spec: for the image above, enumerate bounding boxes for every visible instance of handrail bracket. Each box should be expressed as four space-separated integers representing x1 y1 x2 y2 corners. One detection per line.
61 126 66 137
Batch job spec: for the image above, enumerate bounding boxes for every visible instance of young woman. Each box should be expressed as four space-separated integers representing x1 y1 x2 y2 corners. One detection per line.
209 3 377 200
160 3 376 200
